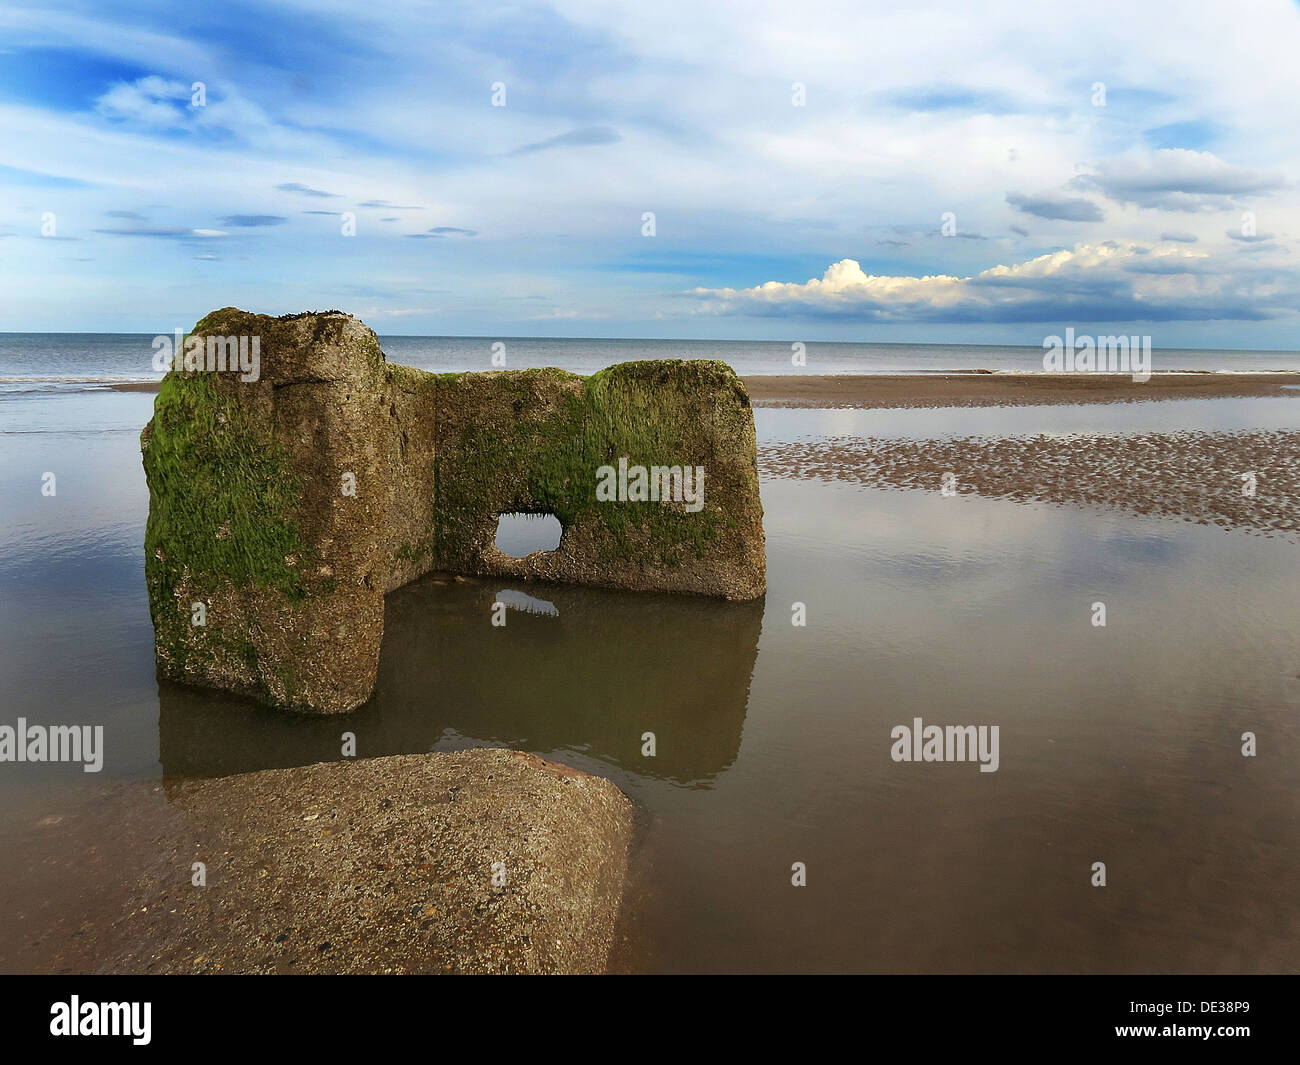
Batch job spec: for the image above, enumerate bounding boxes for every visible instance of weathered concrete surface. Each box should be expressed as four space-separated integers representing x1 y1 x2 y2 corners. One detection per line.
142 308 764 712
141 310 392 713
429 362 765 597
99 750 635 974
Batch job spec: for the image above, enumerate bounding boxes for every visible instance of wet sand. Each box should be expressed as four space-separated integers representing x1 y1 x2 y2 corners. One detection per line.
743 372 1300 409
759 428 1300 539
0 779 187 975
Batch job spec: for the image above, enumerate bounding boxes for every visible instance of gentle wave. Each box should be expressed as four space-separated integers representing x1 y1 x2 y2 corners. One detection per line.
0 375 161 384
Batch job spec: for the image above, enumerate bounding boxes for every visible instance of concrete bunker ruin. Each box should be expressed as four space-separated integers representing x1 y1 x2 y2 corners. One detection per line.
141 308 766 713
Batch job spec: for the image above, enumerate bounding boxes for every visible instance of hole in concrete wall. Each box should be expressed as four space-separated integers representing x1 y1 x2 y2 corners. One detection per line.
494 512 562 557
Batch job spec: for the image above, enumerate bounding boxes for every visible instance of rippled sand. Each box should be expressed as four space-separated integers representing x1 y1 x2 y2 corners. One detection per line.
760 429 1300 538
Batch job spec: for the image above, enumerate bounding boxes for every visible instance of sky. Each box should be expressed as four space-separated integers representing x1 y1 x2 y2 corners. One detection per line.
0 0 1298 347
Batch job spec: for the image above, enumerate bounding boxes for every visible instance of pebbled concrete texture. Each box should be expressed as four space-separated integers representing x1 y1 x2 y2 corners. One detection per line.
99 750 636 975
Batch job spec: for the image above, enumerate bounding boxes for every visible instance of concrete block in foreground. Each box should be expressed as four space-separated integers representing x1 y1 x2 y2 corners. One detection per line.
101 750 635 975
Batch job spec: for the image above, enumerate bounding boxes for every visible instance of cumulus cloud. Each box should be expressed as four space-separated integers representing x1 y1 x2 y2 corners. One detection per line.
689 243 1294 323
1072 149 1287 211
1006 191 1104 222
1160 231 1198 243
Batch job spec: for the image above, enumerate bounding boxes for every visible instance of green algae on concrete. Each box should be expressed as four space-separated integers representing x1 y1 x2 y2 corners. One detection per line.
430 360 763 591
141 309 393 713
142 309 765 713
142 371 309 606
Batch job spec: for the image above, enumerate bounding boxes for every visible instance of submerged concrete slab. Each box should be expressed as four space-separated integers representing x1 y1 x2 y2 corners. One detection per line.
100 750 636 975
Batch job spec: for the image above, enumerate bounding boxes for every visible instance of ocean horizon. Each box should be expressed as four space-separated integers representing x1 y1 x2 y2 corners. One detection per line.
3 332 1300 395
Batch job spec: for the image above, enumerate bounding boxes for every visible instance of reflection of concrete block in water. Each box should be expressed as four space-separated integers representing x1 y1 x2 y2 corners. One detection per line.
141 308 765 714
377 579 763 784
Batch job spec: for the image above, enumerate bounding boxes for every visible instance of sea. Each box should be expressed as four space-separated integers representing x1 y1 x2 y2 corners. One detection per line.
3 333 1300 395
1 333 1299 973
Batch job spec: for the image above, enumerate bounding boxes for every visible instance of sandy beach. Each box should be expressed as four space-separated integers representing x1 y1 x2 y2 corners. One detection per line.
743 372 1300 408
749 374 1300 539
760 429 1300 540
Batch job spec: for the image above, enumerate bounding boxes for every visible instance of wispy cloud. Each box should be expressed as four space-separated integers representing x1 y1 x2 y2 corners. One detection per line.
1006 191 1105 223
218 215 286 227
94 75 192 127
508 125 621 156
93 225 226 239
93 225 190 237
1071 150 1287 211
275 182 339 198
406 226 478 239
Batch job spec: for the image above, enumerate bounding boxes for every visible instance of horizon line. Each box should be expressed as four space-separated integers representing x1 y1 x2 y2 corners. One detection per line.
1 331 1299 355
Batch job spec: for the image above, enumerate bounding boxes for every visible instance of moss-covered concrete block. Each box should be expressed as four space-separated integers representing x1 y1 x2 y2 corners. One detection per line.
142 309 765 713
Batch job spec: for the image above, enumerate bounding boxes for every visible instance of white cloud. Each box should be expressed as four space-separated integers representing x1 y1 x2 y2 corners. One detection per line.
689 242 1295 323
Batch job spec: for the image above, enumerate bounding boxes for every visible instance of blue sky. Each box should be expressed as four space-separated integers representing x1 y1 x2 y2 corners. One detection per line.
1 0 1298 346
